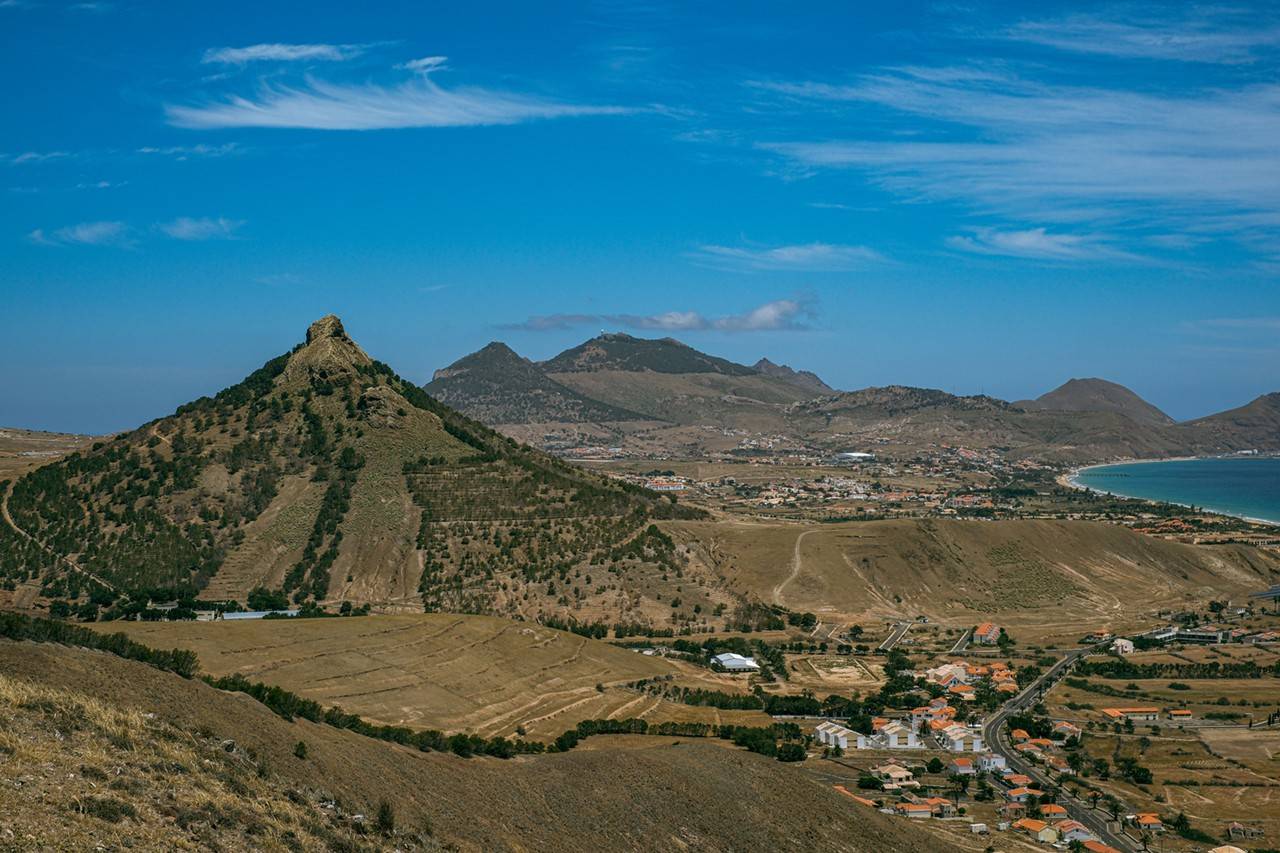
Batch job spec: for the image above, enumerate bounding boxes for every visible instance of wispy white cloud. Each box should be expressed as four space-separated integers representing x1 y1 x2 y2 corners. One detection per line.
1001 9 1280 64
156 216 244 241
202 43 370 65
692 242 884 272
28 220 131 247
398 55 448 74
504 299 815 333
757 67 1280 238
166 71 632 130
136 142 242 159
945 227 1136 261
7 151 71 164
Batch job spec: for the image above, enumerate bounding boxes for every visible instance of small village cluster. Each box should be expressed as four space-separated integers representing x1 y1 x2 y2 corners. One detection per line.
824 709 1126 851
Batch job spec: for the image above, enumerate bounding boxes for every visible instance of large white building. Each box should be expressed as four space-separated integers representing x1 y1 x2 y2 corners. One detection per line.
711 652 760 672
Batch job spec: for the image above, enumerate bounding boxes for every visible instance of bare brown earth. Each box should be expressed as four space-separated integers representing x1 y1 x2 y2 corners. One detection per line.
0 639 953 852
98 614 772 737
671 517 1280 645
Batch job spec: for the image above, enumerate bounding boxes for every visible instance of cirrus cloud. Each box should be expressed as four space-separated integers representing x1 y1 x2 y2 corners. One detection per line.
202 43 371 65
692 242 884 272
945 227 1138 261
166 69 632 131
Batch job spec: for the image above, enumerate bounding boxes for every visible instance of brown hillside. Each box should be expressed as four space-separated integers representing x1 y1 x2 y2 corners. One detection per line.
790 385 1186 462
0 640 953 852
673 517 1280 642
1184 392 1280 452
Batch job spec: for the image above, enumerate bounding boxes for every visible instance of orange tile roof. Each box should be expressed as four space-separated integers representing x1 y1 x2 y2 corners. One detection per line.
1040 804 1067 816
1013 818 1048 832
1082 842 1121 853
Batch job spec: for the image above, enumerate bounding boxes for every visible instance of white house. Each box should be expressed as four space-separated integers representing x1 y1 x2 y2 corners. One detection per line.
711 652 760 672
938 723 984 753
855 720 921 750
978 752 1007 773
815 721 853 750
1112 638 1135 655
1055 820 1095 843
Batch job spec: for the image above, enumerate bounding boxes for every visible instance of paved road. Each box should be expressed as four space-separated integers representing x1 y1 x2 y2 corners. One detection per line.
980 649 1134 851
948 627 972 655
877 621 911 652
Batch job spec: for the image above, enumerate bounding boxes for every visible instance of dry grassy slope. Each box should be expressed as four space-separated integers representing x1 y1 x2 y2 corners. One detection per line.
94 614 771 737
0 662 434 852
0 640 953 853
670 518 1280 635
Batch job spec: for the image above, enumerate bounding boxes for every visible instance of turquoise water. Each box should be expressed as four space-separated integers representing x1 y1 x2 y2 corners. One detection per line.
1074 457 1280 526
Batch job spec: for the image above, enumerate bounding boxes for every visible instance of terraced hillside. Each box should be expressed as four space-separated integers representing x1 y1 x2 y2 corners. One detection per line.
0 638 952 852
0 316 705 624
102 613 773 738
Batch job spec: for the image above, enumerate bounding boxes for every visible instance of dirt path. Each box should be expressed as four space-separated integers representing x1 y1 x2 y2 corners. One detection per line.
0 482 115 592
772 529 815 606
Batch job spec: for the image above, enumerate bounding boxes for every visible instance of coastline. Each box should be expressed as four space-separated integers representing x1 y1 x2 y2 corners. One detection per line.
1061 456 1280 528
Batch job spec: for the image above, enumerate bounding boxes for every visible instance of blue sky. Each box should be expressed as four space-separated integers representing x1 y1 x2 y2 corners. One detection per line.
3 1 1278 433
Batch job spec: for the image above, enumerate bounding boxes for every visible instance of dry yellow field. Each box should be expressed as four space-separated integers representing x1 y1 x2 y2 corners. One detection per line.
99 614 771 738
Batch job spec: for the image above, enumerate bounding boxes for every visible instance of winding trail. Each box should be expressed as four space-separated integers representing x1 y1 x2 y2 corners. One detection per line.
772 529 815 606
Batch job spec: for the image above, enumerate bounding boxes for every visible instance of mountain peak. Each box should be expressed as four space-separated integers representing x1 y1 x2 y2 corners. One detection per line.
286 315 372 383
1018 377 1173 427
307 314 347 343
543 333 756 376
752 358 834 394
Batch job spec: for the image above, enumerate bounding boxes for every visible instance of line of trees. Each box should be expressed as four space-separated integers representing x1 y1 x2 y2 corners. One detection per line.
0 611 198 678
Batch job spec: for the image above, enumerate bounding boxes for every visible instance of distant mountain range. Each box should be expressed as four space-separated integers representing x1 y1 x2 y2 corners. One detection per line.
429 336 1280 462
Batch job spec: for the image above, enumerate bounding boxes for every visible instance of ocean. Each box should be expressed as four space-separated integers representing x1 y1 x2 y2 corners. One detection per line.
1073 457 1280 526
